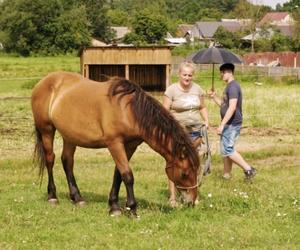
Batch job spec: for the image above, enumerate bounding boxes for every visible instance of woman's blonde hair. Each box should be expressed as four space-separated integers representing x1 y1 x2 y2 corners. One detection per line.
179 61 196 73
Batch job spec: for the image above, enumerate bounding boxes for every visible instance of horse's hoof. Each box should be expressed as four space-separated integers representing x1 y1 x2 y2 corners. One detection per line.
109 208 122 217
76 200 86 207
129 212 140 220
125 207 140 219
130 213 140 220
169 199 178 208
194 198 200 205
48 198 59 205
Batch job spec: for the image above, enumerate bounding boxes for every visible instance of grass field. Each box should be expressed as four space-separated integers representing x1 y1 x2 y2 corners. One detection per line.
0 54 299 249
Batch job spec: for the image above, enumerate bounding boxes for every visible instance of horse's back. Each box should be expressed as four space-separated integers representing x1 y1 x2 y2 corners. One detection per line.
32 71 84 99
31 71 138 148
31 72 85 125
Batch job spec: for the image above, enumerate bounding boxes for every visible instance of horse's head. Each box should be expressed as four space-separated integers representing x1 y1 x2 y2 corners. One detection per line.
165 155 200 205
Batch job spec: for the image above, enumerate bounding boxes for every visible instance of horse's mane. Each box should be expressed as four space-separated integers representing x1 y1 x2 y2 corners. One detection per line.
108 77 199 169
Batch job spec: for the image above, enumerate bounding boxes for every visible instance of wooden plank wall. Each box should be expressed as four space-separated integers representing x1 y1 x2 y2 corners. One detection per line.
81 47 172 65
129 65 166 91
80 46 172 91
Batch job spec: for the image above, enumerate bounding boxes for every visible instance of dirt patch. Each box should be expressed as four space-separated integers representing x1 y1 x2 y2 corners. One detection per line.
256 155 300 168
241 127 297 136
0 128 18 134
0 96 30 100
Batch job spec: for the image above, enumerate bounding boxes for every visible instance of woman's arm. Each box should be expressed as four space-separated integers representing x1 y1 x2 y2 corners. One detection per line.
199 96 209 128
162 95 172 110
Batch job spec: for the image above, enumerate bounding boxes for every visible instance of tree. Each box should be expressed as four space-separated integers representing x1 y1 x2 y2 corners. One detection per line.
123 10 168 45
0 0 91 55
233 0 270 52
79 0 114 42
289 1 300 51
214 26 240 49
282 0 300 11
278 0 300 51
107 9 130 26
269 31 292 52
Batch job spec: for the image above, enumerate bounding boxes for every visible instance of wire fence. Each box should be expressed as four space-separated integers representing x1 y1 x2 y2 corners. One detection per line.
0 77 41 81
171 58 300 79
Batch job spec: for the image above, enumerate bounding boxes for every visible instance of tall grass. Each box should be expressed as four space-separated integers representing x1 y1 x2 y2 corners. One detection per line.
0 55 79 96
172 66 300 129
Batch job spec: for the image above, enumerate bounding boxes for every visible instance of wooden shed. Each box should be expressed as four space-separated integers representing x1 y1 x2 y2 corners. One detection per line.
80 46 172 91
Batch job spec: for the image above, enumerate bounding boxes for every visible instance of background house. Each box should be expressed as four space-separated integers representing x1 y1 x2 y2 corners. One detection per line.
242 12 295 43
190 21 242 42
111 26 131 41
258 12 294 26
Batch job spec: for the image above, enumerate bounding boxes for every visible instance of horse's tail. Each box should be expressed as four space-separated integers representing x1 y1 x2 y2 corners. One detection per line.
33 126 46 179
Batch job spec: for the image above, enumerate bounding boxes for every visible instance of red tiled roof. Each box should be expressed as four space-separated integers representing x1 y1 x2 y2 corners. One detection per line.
258 12 289 26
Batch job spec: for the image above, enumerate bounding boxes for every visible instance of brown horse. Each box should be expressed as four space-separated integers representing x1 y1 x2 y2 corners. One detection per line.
31 71 200 216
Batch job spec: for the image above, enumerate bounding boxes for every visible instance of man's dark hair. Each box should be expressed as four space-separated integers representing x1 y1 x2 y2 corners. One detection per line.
220 63 235 73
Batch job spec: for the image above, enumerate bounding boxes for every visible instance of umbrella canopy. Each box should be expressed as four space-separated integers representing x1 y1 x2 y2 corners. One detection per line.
190 46 242 64
188 47 243 90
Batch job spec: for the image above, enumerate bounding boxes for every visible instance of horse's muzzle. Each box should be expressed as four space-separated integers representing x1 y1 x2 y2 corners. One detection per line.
179 189 196 205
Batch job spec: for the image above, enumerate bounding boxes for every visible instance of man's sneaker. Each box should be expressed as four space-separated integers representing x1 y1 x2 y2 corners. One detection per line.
244 167 257 180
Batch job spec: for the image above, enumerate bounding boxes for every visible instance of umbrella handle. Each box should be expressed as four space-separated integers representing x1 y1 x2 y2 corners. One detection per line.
211 64 215 91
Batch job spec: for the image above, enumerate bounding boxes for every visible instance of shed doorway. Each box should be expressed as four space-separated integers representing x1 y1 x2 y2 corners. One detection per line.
129 65 166 91
89 65 125 82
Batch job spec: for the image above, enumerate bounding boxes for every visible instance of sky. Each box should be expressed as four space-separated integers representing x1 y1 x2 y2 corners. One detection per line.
248 0 289 9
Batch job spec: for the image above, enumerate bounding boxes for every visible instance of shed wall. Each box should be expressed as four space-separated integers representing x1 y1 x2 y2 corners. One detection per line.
80 46 172 91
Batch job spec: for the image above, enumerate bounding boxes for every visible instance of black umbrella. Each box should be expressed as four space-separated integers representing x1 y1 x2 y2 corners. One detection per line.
189 46 243 91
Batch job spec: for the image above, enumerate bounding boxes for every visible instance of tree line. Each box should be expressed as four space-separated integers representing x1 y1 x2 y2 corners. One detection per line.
0 0 299 56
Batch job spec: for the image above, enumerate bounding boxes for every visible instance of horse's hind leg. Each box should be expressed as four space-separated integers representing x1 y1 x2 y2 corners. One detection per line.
39 127 57 203
61 140 85 205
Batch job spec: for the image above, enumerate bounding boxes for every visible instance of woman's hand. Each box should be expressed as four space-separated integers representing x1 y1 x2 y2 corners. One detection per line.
217 124 224 135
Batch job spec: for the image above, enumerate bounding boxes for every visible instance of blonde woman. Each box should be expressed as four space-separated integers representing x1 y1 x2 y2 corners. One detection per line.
163 61 209 207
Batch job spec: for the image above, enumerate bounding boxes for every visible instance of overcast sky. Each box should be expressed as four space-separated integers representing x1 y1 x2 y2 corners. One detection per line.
248 0 289 9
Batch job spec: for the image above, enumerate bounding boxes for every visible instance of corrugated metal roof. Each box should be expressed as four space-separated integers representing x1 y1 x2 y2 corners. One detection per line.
194 21 242 38
195 22 222 38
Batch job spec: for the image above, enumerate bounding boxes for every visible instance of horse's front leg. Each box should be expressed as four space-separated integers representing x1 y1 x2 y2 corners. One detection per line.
108 142 137 217
61 140 85 205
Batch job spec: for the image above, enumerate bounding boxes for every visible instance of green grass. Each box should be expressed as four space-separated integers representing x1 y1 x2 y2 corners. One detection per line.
0 54 79 96
0 54 300 249
0 149 299 249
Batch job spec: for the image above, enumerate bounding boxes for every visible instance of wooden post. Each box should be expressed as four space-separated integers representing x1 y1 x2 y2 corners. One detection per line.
84 64 89 78
125 64 129 80
165 64 170 89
